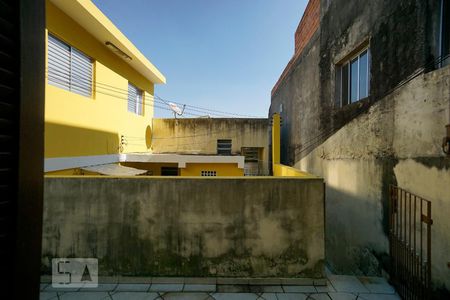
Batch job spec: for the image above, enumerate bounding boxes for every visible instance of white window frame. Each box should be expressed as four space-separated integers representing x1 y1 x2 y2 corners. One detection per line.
337 47 371 107
128 83 144 116
47 33 93 97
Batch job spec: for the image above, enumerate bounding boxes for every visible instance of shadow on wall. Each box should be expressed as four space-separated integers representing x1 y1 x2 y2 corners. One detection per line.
325 185 389 277
45 122 120 157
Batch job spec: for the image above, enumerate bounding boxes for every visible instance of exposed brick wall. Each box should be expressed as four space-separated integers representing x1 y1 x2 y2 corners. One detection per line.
295 0 320 55
272 0 320 96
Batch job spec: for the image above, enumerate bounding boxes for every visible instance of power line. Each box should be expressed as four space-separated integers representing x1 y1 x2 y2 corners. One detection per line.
154 95 262 118
45 68 263 118
290 52 450 159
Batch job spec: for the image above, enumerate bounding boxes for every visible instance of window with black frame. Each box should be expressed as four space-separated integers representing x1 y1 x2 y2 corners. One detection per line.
336 48 370 107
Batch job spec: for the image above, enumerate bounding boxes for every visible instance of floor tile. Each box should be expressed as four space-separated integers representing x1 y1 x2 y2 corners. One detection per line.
275 293 308 300
162 292 211 300
327 292 357 300
357 293 401 300
40 283 49 291
183 284 216 292
59 292 110 300
357 277 395 294
309 293 331 300
111 292 159 300
250 285 283 293
149 283 184 292
315 281 336 293
212 292 259 300
283 285 316 293
40 292 58 300
328 275 369 293
259 293 278 300
115 283 150 292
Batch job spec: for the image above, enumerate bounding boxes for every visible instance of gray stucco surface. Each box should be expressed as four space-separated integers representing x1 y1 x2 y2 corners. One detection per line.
42 177 324 278
270 0 450 293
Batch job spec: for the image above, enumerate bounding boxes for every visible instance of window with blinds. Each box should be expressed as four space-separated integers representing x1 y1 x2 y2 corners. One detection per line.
217 139 232 155
47 34 93 97
128 83 144 115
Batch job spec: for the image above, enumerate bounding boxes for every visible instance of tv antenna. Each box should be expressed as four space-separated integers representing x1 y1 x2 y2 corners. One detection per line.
168 102 186 118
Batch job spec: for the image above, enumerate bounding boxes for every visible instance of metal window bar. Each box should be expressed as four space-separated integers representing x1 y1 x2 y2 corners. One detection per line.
389 185 432 300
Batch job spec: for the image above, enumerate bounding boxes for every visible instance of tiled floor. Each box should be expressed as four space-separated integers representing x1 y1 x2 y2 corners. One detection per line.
40 275 400 300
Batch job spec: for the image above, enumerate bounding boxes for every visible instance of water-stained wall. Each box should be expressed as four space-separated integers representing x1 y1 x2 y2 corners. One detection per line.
271 0 450 293
42 176 324 278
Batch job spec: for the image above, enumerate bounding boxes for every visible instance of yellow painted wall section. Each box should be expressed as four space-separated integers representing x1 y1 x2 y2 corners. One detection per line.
45 1 155 158
272 113 281 165
180 163 244 177
152 118 270 174
46 168 101 176
271 113 318 178
273 164 318 178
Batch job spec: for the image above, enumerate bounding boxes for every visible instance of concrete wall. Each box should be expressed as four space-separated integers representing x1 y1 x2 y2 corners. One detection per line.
271 0 450 292
42 176 324 278
152 118 270 175
297 65 450 291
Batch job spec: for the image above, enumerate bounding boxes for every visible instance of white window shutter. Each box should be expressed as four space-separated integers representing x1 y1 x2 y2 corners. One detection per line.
48 34 92 97
70 47 93 97
128 83 143 115
48 35 71 90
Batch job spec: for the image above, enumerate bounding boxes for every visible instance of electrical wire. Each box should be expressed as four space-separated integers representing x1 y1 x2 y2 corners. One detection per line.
45 68 263 118
290 52 450 158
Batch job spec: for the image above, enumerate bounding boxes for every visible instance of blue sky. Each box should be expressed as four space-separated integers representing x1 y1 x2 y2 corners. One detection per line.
92 0 307 118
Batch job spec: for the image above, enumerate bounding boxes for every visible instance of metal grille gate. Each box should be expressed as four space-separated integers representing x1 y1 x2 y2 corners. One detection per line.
389 185 432 300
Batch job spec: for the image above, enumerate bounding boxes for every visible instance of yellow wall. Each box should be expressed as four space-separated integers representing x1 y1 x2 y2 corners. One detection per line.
152 118 270 174
46 168 101 176
122 162 243 176
45 1 155 158
120 162 178 176
180 163 244 177
272 113 281 165
271 113 317 178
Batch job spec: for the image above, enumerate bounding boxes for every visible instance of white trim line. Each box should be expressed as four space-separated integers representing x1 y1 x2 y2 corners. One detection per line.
123 153 245 169
45 154 121 172
45 153 245 172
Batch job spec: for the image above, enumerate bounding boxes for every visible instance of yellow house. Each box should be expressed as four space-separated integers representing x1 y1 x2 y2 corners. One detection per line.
44 0 244 176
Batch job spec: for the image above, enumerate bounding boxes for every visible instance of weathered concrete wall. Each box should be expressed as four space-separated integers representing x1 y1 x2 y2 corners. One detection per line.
42 176 325 278
270 33 321 165
152 118 269 175
271 0 450 292
296 66 450 291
